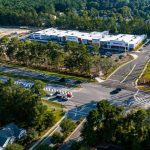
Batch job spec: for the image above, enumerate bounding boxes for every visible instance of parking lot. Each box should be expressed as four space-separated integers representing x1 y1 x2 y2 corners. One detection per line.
0 64 78 85
100 48 126 57
0 76 74 100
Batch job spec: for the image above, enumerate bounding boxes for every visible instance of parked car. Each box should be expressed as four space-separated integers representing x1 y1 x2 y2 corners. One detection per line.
116 88 122 92
59 77 66 82
54 91 61 95
105 52 112 57
62 96 69 101
46 93 53 97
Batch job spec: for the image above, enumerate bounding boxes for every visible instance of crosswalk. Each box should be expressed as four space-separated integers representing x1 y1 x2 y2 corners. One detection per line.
44 87 72 95
101 80 137 92
134 92 150 105
109 91 150 107
0 77 73 96
15 80 34 88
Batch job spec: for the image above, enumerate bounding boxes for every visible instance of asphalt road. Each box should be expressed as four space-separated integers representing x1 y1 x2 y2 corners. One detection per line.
0 64 76 84
58 44 150 149
107 45 150 87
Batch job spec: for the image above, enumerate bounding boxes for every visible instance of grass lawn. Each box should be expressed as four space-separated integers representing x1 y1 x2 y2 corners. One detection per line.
103 54 133 79
48 108 64 121
138 86 150 92
42 100 67 109
0 60 89 81
0 71 78 87
42 100 66 121
37 108 64 138
138 61 150 92
142 63 150 79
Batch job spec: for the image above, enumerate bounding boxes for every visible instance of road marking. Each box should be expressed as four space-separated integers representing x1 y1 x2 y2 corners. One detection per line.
107 54 138 80
135 58 150 87
64 118 86 143
107 79 120 82
120 64 136 83
69 111 88 116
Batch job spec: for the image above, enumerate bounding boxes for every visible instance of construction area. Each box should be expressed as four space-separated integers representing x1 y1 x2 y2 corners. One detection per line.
0 27 31 38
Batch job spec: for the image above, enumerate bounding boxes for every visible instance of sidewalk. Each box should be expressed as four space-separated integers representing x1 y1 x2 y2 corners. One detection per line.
29 114 66 150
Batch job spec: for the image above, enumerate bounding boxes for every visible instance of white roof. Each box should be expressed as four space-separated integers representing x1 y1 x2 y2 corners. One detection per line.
34 28 146 45
35 28 107 40
100 34 145 45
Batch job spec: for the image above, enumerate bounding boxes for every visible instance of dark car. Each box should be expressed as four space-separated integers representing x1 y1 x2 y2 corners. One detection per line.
74 80 82 84
116 88 122 92
54 91 60 96
46 93 53 97
110 89 119 95
62 96 69 101
59 77 66 82
56 94 63 98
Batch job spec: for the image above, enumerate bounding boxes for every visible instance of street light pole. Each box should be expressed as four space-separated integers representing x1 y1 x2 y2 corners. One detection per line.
124 45 127 56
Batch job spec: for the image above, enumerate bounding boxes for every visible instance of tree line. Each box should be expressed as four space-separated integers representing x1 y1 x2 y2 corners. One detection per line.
0 0 150 35
0 37 115 77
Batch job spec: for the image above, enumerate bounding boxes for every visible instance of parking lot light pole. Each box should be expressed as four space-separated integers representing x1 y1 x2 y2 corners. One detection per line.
124 46 127 56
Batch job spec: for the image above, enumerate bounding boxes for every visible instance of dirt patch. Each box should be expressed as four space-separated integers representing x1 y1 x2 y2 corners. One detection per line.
0 27 31 38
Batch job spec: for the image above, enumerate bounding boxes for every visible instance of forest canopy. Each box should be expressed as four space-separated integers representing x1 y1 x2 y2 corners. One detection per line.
0 0 150 35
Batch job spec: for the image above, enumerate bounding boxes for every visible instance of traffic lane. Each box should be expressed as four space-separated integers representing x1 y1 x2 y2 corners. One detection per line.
109 90 135 107
0 64 77 84
67 101 97 120
123 54 150 84
122 65 145 84
59 141 72 150
109 43 150 81
100 79 137 92
109 51 150 83
69 83 112 106
63 82 137 110
41 126 62 145
109 59 137 82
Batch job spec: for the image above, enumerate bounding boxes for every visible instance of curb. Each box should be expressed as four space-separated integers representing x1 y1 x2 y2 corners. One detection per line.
107 53 138 80
120 64 136 83
95 77 105 83
135 39 150 52
64 118 86 143
29 115 66 150
135 58 150 88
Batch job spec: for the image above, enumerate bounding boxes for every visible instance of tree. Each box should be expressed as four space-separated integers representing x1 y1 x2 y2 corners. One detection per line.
121 6 132 18
0 79 54 131
31 80 46 97
99 58 114 75
23 128 39 144
70 141 82 150
60 119 76 135
51 132 64 144
0 36 9 44
36 144 54 150
6 144 24 150
81 100 150 150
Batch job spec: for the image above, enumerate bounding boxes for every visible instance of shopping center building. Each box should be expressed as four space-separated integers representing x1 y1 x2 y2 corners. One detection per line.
30 28 147 50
